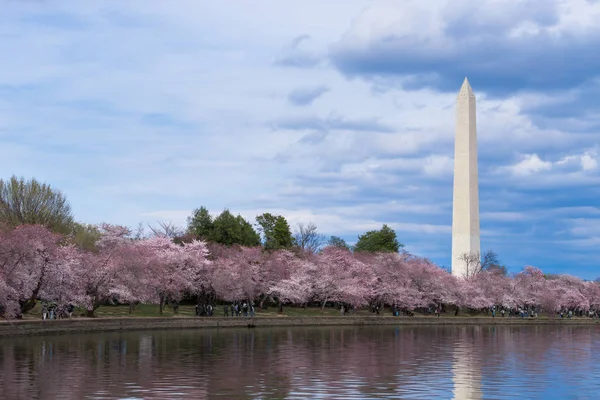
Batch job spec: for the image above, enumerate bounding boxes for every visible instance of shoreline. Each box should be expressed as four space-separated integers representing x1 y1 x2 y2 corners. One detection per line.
1 316 599 337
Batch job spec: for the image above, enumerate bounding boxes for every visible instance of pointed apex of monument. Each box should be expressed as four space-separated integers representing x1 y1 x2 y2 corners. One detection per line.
458 77 474 97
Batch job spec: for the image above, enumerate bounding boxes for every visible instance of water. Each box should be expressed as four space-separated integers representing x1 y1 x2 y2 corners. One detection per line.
1 325 599 399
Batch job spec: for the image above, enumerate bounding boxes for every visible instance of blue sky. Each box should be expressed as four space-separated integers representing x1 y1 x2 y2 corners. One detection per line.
1 0 599 279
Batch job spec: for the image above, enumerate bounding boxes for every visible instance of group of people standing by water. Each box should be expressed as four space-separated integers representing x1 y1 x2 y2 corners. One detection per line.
194 301 255 317
223 302 255 317
41 303 75 320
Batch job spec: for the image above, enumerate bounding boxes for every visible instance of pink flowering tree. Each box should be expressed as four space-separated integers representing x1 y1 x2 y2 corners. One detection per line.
39 244 82 310
136 236 211 314
551 274 589 311
259 250 299 307
71 223 135 317
211 245 265 304
313 247 374 309
369 252 422 310
268 257 317 305
513 266 546 310
584 280 600 311
0 225 63 317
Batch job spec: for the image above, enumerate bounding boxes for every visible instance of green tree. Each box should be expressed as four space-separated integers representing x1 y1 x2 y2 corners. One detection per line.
353 224 402 253
0 175 74 234
256 213 294 250
237 215 261 246
327 235 351 251
186 206 214 239
70 222 102 250
212 209 247 246
186 207 260 246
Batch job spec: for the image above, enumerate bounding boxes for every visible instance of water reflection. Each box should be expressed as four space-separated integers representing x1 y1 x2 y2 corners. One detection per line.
453 327 482 400
0 325 599 399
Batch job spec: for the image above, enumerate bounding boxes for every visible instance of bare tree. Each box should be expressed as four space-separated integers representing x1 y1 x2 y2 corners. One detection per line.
458 251 483 279
294 222 326 254
133 222 146 240
481 250 498 270
148 221 184 239
459 249 505 278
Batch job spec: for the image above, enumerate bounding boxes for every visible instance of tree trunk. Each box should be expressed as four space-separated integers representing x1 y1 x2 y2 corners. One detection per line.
259 295 268 310
321 298 329 312
19 298 38 315
20 267 47 314
159 295 166 315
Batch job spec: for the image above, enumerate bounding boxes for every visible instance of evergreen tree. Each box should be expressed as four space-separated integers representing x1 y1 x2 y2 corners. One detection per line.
186 206 214 239
327 235 351 251
354 224 402 253
256 213 294 250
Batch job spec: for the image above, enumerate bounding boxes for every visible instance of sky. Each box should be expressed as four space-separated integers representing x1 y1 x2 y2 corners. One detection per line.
1 0 599 279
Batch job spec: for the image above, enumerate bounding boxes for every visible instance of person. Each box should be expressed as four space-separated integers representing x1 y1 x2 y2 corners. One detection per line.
250 303 255 317
49 304 55 320
435 307 440 317
492 306 496 318
224 304 229 317
501 309 505 317
67 304 74 318
42 304 48 320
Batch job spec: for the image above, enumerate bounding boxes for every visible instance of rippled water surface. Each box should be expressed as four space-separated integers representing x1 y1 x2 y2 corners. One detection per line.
1 325 599 399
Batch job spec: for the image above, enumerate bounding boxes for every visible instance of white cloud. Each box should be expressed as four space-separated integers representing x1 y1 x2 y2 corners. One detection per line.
505 154 552 176
498 149 599 179
580 151 598 171
1 1 600 278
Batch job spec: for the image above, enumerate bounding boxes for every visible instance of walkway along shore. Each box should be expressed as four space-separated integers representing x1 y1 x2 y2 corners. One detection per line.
1 316 599 337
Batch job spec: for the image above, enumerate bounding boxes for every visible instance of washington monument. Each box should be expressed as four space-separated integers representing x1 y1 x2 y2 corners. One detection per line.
451 77 480 278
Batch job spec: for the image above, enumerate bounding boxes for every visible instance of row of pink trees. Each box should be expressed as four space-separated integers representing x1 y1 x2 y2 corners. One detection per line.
1 224 600 318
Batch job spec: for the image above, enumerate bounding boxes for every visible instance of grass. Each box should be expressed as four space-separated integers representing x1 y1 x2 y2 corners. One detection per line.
18 302 570 320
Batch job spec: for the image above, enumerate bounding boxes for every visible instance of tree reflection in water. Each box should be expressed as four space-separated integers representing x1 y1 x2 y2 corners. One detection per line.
0 326 598 399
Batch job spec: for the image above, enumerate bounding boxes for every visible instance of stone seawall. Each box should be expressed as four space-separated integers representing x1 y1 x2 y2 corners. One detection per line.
1 316 598 337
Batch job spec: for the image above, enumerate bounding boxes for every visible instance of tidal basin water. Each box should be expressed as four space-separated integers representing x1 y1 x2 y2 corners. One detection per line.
1 325 599 399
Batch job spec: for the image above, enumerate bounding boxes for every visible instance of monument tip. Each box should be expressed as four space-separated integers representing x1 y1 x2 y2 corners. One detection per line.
459 77 474 97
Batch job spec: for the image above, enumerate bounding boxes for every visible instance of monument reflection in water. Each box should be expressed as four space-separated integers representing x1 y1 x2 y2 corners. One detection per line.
1 325 599 399
452 327 482 400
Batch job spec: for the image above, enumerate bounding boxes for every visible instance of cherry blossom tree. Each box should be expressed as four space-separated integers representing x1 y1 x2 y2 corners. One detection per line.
513 266 546 311
313 247 374 309
135 236 211 314
268 258 316 305
70 223 135 316
0 225 63 317
39 244 82 310
5 221 600 319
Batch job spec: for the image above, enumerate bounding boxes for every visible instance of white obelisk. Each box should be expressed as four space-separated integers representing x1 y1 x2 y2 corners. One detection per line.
451 77 480 278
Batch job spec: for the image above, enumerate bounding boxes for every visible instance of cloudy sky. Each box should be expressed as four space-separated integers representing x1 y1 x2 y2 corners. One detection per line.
1 0 599 279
